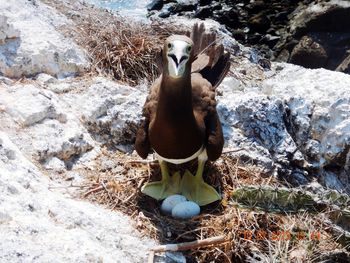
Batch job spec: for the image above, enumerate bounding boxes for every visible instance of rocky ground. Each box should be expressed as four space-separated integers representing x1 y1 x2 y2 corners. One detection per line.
147 0 350 74
0 0 349 262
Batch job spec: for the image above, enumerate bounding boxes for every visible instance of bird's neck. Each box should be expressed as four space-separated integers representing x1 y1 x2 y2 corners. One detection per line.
156 74 193 118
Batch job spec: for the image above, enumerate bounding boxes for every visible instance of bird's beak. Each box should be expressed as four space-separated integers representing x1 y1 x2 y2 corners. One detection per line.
167 40 189 78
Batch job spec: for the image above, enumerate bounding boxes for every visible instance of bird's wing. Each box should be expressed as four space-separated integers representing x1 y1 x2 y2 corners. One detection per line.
135 77 160 159
190 23 230 89
191 73 224 161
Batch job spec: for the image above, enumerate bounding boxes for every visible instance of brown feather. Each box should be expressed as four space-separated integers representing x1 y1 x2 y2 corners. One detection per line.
135 23 229 161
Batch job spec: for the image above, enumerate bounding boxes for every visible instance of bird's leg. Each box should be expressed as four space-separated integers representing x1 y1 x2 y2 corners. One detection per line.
141 160 181 200
181 149 221 206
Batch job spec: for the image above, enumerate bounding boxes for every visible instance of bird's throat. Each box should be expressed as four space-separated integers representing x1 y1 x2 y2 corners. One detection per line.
157 74 193 117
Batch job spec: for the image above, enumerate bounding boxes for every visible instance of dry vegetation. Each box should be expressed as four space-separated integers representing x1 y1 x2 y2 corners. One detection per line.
70 9 189 85
74 17 190 85
77 148 348 262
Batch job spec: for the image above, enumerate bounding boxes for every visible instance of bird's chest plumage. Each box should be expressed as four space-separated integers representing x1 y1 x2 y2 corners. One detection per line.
149 112 204 160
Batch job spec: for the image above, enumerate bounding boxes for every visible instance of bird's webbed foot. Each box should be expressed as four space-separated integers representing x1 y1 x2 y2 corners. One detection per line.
180 159 221 206
141 161 181 200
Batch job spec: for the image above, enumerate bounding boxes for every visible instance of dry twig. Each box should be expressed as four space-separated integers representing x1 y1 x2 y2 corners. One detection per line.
151 235 228 252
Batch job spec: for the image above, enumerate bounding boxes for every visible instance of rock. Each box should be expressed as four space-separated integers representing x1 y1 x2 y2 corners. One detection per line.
275 1 350 71
0 0 88 78
147 0 163 11
169 0 197 13
198 0 212 6
165 252 187 263
35 73 57 85
64 77 146 147
161 195 187 214
155 252 187 263
261 63 350 192
213 7 239 29
172 201 200 219
0 81 96 168
159 10 171 18
217 87 300 175
247 0 267 14
336 51 350 74
194 6 213 19
43 157 66 172
0 85 57 126
289 35 328 69
248 13 271 33
0 15 20 44
0 132 155 262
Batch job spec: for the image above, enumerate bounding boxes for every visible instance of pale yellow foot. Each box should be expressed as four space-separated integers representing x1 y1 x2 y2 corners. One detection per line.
141 161 181 200
181 160 221 206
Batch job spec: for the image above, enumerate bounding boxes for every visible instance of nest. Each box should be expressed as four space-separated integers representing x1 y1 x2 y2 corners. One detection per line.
64 8 188 85
79 148 347 262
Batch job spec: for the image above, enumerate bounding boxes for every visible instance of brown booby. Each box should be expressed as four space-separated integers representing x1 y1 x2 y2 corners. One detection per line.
135 23 230 206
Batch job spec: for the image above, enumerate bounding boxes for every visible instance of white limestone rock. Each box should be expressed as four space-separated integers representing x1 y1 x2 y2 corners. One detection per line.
0 84 57 126
0 15 20 44
0 132 155 263
216 63 350 191
0 83 96 169
62 77 147 148
0 0 88 78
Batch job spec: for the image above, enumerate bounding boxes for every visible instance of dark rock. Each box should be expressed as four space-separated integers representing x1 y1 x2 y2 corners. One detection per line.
275 11 289 22
169 0 197 13
289 35 328 69
336 51 350 74
290 5 350 37
248 13 271 33
246 0 266 14
148 0 350 76
194 6 212 19
199 0 212 6
158 10 171 18
247 33 262 45
261 34 281 48
258 58 271 70
146 0 163 11
232 29 245 42
213 7 239 29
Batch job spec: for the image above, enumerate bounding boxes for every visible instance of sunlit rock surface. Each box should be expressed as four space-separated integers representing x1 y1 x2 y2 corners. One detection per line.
0 0 88 78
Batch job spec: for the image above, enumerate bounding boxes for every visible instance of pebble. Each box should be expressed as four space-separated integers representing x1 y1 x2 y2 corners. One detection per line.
171 201 200 219
161 194 187 214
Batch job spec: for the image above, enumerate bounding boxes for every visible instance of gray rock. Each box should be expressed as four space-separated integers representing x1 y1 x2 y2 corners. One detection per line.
64 77 146 147
336 50 350 74
289 35 328 69
217 91 301 177
0 132 156 262
0 83 95 167
0 0 88 78
0 85 57 126
35 73 57 85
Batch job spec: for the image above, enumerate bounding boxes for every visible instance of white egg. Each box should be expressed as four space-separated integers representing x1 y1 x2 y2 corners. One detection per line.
171 201 200 219
161 194 187 214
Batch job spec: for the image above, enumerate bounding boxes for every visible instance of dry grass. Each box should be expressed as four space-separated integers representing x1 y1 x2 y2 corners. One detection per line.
42 0 190 85
77 148 348 262
68 10 187 85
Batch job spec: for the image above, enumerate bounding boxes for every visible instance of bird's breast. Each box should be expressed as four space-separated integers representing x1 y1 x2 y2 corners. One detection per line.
149 113 204 160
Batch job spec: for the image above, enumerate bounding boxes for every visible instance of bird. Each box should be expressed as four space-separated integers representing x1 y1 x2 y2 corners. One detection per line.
135 23 230 206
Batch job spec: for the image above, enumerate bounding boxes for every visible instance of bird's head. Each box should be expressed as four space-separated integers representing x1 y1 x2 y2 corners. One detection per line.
163 35 194 79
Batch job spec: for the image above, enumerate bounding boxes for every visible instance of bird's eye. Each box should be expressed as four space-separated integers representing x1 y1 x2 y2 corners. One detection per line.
168 43 172 49
187 46 192 52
